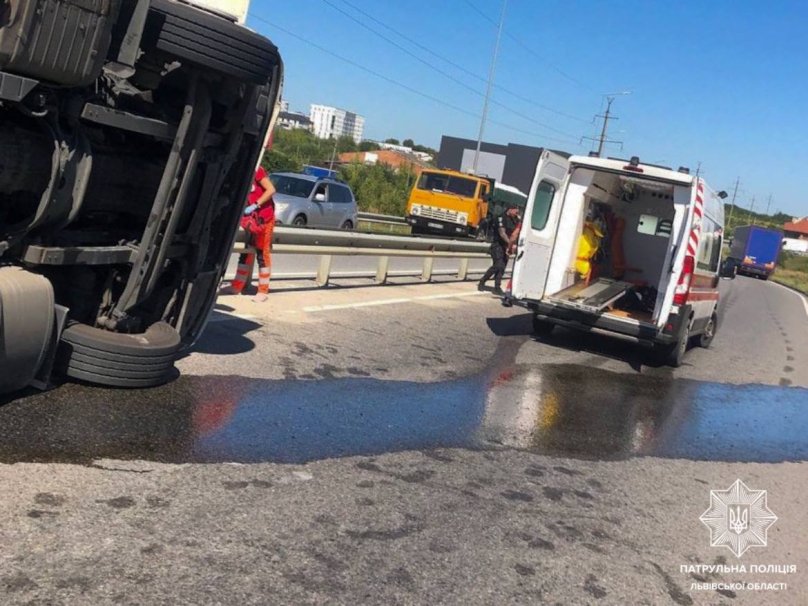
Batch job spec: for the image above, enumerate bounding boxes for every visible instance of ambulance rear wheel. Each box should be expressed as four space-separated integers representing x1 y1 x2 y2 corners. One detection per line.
699 313 717 348
661 319 691 367
532 315 555 338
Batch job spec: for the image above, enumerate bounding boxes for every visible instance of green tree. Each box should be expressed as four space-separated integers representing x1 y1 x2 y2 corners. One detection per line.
262 148 301 174
359 140 381 152
335 135 358 154
412 143 437 155
338 161 416 216
384 138 400 145
402 138 415 148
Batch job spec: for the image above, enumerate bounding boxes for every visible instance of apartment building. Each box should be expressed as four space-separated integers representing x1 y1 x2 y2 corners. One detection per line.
310 104 365 143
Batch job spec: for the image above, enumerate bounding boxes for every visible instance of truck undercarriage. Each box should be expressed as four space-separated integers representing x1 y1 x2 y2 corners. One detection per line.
0 0 282 393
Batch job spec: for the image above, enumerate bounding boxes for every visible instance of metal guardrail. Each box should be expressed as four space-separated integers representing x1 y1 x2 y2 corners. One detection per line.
233 226 490 287
357 211 408 226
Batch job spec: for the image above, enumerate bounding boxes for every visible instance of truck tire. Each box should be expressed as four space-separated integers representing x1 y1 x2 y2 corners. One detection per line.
0 268 55 394
57 321 181 388
145 0 280 84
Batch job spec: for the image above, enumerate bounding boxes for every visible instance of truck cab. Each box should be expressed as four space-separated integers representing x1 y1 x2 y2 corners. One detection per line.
405 169 491 237
510 152 726 366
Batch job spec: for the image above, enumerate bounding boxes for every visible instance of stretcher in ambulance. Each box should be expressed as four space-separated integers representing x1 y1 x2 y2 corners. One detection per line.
509 152 728 366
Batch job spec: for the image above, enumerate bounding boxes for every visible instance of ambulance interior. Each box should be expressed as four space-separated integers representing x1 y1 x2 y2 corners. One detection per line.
546 168 687 324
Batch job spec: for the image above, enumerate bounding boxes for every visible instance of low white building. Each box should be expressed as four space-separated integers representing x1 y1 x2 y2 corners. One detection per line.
277 111 312 132
378 142 433 163
783 217 808 254
310 104 365 143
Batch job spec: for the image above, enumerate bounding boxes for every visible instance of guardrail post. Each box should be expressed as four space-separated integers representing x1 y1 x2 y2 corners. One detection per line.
317 255 333 287
458 258 469 280
422 257 434 282
375 256 390 284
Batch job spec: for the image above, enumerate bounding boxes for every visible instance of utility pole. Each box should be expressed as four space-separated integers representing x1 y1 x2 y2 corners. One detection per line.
765 194 773 217
595 96 616 157
726 177 740 229
581 92 629 156
749 195 756 225
329 137 338 171
473 0 507 174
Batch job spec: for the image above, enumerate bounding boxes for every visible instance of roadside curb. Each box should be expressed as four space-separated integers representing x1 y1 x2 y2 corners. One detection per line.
772 278 808 297
771 280 808 319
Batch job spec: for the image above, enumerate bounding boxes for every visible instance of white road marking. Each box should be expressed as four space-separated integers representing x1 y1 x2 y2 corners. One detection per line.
771 281 808 319
302 291 486 313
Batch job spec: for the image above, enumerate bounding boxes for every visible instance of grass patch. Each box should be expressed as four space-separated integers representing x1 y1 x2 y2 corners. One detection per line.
773 269 808 295
357 220 411 236
781 253 808 273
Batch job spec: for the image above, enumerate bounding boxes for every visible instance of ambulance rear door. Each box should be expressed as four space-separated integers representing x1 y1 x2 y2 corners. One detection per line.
511 150 570 302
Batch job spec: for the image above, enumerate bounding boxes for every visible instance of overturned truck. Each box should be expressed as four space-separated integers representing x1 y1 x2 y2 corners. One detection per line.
0 0 282 393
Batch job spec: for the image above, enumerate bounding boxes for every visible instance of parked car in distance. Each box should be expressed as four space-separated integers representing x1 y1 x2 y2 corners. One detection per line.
269 173 358 229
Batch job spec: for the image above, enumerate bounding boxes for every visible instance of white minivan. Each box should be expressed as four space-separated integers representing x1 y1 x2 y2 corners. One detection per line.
509 152 727 366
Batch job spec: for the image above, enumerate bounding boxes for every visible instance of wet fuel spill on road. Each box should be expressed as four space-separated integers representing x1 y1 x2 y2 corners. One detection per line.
0 356 806 465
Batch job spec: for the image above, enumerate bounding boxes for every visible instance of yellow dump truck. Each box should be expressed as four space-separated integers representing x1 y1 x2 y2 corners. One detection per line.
405 169 491 237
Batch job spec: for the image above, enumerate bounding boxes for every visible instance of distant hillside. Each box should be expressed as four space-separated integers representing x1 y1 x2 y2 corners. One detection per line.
725 203 791 235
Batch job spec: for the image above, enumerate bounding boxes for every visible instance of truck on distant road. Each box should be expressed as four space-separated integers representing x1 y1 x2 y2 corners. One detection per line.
405 169 491 237
726 225 783 279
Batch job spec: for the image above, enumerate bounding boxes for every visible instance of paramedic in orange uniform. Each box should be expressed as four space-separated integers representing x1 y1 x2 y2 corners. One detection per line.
223 167 276 302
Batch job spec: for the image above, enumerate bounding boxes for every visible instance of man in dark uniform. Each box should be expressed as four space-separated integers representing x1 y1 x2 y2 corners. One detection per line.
478 204 520 295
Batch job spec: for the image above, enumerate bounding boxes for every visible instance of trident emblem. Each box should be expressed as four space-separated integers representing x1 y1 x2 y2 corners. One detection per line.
701 479 777 557
729 505 749 534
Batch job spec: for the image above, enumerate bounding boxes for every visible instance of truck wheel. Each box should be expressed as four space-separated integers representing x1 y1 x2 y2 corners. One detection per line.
292 215 307 227
0 268 55 394
532 315 555 338
699 313 717 348
146 0 280 84
57 322 181 388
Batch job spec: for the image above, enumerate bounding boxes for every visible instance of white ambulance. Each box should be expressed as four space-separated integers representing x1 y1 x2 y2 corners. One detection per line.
509 152 728 366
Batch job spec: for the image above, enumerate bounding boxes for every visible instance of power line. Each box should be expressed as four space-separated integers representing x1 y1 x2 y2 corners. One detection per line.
335 0 590 124
461 0 593 92
250 15 585 147
317 0 580 141
473 0 507 173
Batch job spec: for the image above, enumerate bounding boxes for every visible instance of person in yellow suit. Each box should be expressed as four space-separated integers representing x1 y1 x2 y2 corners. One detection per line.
575 218 605 282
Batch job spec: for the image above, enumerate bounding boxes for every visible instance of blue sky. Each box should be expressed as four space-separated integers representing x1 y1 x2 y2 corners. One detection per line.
250 1 808 217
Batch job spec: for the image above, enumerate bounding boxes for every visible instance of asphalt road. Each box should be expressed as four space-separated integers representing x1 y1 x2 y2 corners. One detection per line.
0 275 806 605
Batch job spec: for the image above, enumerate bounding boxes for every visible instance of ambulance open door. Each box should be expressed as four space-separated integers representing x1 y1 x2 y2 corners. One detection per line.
510 150 570 302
